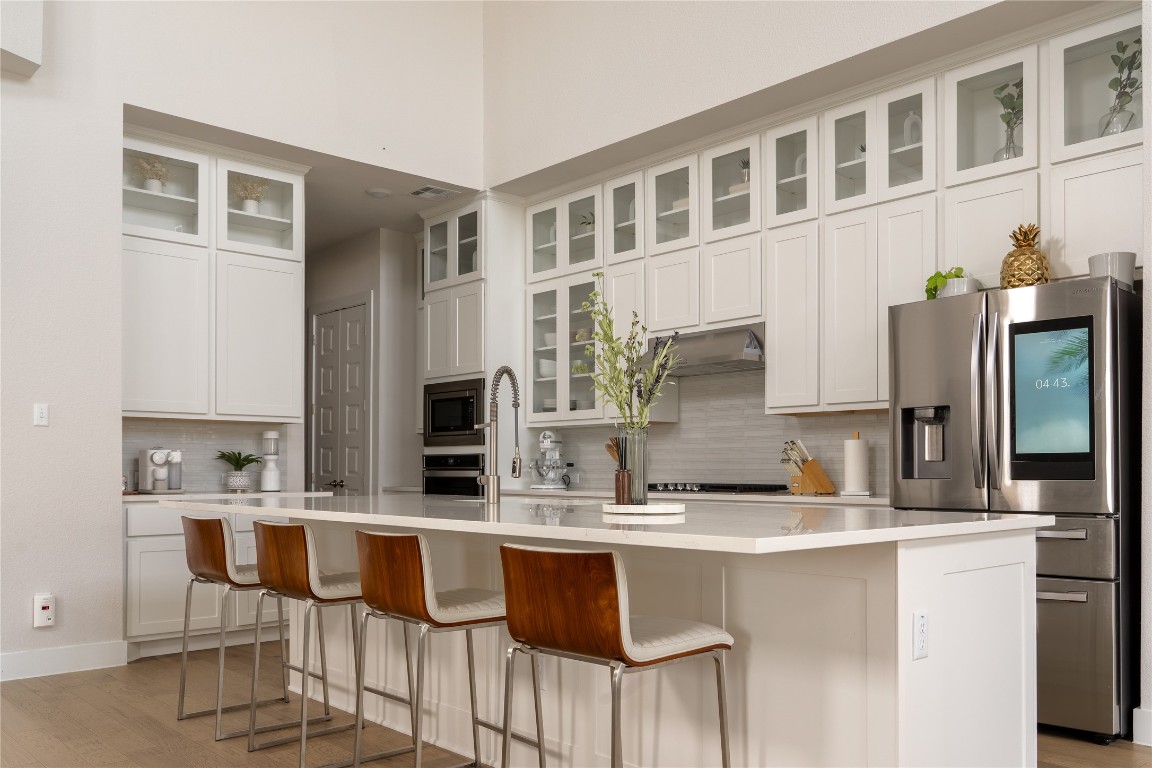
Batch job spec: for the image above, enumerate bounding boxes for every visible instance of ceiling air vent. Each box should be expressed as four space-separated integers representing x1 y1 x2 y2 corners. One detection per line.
409 185 459 200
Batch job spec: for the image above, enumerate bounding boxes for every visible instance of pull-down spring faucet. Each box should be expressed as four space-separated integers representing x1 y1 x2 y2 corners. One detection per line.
476 366 521 505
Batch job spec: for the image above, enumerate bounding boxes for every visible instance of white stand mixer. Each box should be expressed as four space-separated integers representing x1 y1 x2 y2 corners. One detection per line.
529 430 573 491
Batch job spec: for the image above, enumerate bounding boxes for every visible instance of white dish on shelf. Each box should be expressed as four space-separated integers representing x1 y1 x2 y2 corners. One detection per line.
542 332 557 346
602 502 685 515
537 359 557 376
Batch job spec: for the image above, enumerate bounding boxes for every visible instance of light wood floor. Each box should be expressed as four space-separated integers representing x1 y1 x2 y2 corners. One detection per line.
2 642 1149 767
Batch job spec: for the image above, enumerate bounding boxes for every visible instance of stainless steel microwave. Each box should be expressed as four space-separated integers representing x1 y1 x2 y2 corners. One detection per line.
423 378 485 447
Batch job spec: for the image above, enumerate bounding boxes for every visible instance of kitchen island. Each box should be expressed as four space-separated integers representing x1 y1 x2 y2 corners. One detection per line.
163 493 1052 767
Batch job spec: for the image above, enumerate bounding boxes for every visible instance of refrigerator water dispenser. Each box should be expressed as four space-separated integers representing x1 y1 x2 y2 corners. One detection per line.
900 406 950 479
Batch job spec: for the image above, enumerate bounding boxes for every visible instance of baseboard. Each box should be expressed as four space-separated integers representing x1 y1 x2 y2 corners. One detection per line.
1133 706 1152 746
127 623 284 661
0 640 128 682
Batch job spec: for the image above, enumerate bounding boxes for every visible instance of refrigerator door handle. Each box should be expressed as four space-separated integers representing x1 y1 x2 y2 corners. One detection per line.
986 311 1002 490
1036 529 1089 540
1037 591 1089 603
971 313 986 489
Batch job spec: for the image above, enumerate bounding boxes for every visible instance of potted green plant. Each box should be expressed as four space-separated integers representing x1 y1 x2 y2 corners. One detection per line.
578 212 595 234
925 266 978 300
1099 36 1141 137
216 450 262 492
991 79 1024 162
738 157 751 183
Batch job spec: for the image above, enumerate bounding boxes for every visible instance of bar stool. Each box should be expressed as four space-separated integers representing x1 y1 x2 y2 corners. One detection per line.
352 530 514 767
248 520 363 767
177 516 290 740
498 544 734 768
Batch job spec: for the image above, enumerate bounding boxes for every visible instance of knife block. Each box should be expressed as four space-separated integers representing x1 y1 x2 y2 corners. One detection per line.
789 459 837 496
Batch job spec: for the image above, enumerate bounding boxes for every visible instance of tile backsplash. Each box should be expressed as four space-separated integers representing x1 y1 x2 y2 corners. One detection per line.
535 371 891 496
123 419 288 493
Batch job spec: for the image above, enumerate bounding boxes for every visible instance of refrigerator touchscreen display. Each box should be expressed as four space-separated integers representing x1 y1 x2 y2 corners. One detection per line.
1009 317 1094 473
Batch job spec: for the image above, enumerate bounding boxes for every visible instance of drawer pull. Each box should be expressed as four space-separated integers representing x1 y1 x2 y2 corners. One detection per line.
1037 591 1088 603
1036 529 1088 540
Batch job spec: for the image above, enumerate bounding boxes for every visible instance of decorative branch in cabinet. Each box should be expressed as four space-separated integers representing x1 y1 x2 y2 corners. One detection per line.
943 172 1038 289
701 137 761 241
764 116 819 229
216 158 304 261
645 154 699 256
604 172 645 264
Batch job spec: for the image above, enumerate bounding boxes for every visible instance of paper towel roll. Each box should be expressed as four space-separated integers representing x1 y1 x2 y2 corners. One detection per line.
842 437 870 496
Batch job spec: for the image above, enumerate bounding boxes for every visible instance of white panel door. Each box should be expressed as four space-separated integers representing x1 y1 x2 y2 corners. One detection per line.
122 238 210 414
312 304 369 495
823 209 878 405
126 536 221 637
423 288 451 378
943 172 1039 289
452 283 484 375
215 252 303 418
877 195 937 400
646 249 700 332
1047 149 1143 279
764 222 820 412
702 234 762 326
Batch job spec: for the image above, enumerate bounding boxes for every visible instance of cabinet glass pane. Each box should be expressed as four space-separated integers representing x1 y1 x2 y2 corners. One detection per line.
568 196 597 266
833 111 868 202
458 211 479 277
1063 26 1142 147
710 148 751 230
653 166 691 245
428 221 449 283
887 93 925 188
955 62 1025 171
532 290 558 414
122 150 201 235
612 184 638 255
224 171 294 251
775 131 809 215
532 208 558 274
568 281 596 413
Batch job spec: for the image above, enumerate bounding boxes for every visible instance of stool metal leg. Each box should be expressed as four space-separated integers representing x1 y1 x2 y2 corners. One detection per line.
465 629 482 767
352 609 371 768
402 622 417 738
500 644 519 768
299 600 315 768
213 585 232 739
277 595 291 702
413 623 431 767
248 589 267 751
529 653 546 768
317 604 332 716
177 577 196 720
609 661 625 768
713 651 731 768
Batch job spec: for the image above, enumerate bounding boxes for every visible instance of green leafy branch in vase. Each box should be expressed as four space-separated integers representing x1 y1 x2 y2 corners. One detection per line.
580 272 680 429
993 79 1024 131
1107 37 1142 111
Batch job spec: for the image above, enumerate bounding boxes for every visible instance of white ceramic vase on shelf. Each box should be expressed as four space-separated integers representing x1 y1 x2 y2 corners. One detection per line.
903 111 922 146
143 178 163 193
241 199 260 214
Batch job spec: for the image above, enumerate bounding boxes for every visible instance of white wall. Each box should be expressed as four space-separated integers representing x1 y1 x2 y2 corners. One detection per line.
0 0 479 664
377 228 421 489
482 0 993 186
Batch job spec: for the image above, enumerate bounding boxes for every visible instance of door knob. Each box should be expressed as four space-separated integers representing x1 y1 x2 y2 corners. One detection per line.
326 480 345 488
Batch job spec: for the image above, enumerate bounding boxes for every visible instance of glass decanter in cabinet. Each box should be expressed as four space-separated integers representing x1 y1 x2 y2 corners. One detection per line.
1049 12 1143 163
216 159 304 261
701 137 760 241
645 154 698 256
823 98 875 214
605 172 644 264
943 46 1037 187
122 137 210 247
764 116 819 228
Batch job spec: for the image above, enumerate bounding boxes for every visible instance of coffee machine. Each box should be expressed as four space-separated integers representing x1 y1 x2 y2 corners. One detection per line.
138 448 182 493
529 430 573 491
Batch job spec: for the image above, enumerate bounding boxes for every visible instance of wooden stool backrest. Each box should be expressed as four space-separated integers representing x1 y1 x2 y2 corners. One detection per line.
499 545 627 662
254 521 314 601
181 516 232 584
355 531 434 623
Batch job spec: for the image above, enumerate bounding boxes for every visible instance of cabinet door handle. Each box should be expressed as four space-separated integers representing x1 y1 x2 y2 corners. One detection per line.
1037 591 1088 603
1036 529 1088 540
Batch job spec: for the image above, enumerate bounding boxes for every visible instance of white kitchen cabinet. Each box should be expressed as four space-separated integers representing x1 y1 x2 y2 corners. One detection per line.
122 136 210 247
764 222 820 412
877 78 937 202
215 158 304 262
604 172 645 264
526 274 601 423
764 116 819 229
216 252 304 419
823 209 878 406
526 186 603 282
702 234 762 325
943 172 1039 289
126 535 222 638
823 96 876 214
701 136 760 241
1047 148 1143 279
122 237 210 415
645 154 699 256
424 201 482 290
943 46 1038 187
1048 12 1143 164
423 283 485 380
415 305 425 432
646 249 700 332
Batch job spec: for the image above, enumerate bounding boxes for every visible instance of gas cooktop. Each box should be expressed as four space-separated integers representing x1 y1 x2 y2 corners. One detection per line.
648 483 790 494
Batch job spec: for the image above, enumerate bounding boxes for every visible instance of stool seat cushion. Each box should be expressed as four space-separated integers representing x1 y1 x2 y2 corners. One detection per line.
232 563 261 586
314 571 362 601
624 616 734 664
431 588 506 625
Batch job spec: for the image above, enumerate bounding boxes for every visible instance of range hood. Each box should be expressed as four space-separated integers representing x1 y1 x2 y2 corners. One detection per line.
654 324 765 377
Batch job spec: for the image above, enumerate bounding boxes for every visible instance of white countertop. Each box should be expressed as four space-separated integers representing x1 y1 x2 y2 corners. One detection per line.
161 492 1052 555
505 488 891 506
123 490 332 504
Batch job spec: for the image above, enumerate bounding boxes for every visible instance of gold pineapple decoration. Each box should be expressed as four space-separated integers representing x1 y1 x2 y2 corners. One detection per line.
1000 223 1050 289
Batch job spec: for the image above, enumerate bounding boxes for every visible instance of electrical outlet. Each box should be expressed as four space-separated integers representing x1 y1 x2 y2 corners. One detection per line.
33 404 49 426
34 593 55 627
913 609 928 660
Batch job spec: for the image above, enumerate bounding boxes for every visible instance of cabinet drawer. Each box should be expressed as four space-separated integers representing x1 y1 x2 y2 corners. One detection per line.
1035 516 1115 580
126 506 222 537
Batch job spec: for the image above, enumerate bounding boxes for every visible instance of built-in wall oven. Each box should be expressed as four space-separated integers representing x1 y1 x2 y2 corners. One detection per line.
423 454 484 496
423 378 484 447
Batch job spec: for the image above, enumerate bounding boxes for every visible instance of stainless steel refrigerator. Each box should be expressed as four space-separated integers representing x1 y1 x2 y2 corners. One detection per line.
889 276 1141 739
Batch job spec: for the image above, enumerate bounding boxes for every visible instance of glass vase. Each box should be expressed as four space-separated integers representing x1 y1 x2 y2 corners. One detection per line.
617 426 648 505
1098 105 1135 138
991 123 1022 163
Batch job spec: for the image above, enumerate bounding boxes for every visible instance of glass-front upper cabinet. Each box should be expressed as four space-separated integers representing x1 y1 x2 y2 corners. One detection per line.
645 154 698 256
823 97 876 214
877 78 936 201
764 116 819 228
424 202 482 291
701 137 760 242
604 172 644 264
526 186 603 282
526 275 601 423
216 158 304 261
943 46 1038 187
122 137 210 247
1049 12 1143 163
